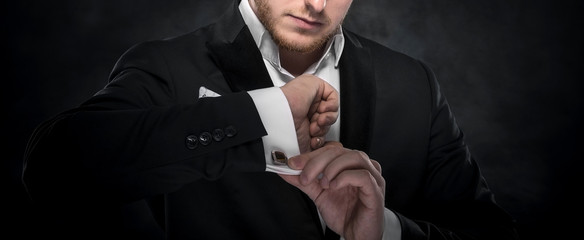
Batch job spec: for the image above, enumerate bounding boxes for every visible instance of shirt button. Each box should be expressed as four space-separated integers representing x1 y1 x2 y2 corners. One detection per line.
213 128 225 142
199 132 212 146
225 125 237 138
185 135 198 150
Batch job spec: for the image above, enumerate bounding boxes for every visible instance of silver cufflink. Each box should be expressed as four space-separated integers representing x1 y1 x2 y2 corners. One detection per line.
271 150 288 165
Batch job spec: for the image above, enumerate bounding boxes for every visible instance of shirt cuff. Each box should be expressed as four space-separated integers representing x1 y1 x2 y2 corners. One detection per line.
338 208 401 240
382 208 402 240
248 87 301 175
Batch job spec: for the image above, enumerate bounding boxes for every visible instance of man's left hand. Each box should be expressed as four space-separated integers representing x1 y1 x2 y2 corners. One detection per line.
279 142 386 240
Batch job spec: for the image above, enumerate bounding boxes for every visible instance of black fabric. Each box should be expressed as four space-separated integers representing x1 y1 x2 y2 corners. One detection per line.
22 1 518 239
324 227 340 240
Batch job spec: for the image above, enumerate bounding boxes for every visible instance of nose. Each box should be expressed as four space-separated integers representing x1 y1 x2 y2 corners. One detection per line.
305 0 327 13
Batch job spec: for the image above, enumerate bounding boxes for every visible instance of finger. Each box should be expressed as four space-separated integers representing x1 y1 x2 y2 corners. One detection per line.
322 151 384 190
287 142 340 169
308 78 328 115
329 170 384 208
310 136 325 150
309 121 330 138
288 144 326 170
369 159 386 195
325 141 343 147
371 159 382 173
369 159 385 190
296 144 346 185
320 81 339 106
320 150 371 188
309 112 336 137
315 111 338 126
317 97 339 113
311 81 338 116
287 154 308 170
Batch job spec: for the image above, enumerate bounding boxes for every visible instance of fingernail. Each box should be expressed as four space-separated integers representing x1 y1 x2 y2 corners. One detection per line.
289 158 304 170
288 158 297 169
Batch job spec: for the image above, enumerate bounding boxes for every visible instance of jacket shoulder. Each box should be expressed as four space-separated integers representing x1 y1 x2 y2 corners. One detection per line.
108 22 220 80
343 28 435 93
343 28 426 72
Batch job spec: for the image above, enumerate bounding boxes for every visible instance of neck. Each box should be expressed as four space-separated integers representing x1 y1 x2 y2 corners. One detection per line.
279 46 325 77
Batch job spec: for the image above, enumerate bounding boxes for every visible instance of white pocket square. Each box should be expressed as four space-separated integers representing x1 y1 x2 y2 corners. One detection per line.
198 86 221 98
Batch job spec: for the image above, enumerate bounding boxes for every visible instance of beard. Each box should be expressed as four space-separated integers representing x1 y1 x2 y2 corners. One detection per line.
254 0 337 53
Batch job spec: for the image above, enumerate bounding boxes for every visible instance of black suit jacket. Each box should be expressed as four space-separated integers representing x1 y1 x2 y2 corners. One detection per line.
23 1 518 239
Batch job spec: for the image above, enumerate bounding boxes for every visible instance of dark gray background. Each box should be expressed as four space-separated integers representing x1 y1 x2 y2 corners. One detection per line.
3 0 582 239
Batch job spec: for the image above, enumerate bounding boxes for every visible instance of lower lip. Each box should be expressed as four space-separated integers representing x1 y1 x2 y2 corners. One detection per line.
289 16 322 30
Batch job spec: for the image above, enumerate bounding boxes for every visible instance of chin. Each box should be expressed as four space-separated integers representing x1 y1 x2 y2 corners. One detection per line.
277 33 326 52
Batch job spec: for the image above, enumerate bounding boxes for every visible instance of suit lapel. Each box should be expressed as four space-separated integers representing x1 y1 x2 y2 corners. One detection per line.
205 3 325 238
206 2 273 92
338 31 376 153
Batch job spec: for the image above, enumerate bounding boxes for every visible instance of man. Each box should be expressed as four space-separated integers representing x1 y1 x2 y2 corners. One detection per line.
22 0 519 239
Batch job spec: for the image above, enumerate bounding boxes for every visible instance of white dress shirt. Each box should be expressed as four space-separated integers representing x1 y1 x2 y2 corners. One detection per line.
241 0 342 175
240 1 401 239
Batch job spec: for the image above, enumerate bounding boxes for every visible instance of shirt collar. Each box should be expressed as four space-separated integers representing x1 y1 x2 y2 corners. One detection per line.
238 0 345 73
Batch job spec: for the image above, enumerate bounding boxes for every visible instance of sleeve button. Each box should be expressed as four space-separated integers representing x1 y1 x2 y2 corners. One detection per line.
199 132 212 146
185 135 198 150
225 125 237 138
213 128 225 142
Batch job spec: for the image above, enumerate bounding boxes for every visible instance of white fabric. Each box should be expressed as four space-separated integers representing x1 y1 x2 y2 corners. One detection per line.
248 88 302 175
198 86 221 98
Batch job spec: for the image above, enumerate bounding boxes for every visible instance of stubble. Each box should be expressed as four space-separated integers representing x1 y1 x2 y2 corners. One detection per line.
254 0 337 54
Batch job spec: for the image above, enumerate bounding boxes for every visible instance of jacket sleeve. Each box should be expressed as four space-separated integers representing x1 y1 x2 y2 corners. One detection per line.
395 61 519 240
22 41 268 206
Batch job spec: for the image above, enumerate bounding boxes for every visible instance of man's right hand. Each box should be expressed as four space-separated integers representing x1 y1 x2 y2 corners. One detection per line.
280 74 339 153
